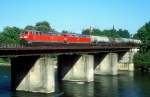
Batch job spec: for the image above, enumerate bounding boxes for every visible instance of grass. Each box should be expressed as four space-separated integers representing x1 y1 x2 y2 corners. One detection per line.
0 58 10 66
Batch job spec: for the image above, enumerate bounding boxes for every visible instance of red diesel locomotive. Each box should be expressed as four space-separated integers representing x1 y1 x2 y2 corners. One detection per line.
20 30 91 45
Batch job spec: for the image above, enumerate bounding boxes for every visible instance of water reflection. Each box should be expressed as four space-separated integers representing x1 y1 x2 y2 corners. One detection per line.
94 75 119 97
60 82 94 97
0 66 150 97
11 92 55 97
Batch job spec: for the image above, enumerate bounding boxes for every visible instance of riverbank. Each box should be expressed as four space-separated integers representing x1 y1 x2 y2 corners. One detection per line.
0 63 10 66
0 58 10 66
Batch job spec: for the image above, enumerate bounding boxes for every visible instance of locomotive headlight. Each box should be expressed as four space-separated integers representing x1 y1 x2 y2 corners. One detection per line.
23 36 28 38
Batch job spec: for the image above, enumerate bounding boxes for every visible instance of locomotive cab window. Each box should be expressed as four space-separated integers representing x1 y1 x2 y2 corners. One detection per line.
31 31 36 35
35 32 38 35
39 32 42 35
23 31 28 34
36 31 40 35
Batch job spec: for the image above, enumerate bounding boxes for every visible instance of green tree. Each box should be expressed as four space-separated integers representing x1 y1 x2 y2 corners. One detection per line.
138 22 150 53
62 30 74 34
24 25 35 30
133 21 150 69
35 21 52 32
133 33 140 39
103 29 120 38
134 51 150 68
0 26 22 44
62 30 70 34
92 28 103 36
82 27 130 38
117 29 130 38
82 28 92 35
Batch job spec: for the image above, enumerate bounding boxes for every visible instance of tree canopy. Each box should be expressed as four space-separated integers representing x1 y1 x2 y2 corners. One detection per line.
61 30 75 34
35 21 52 32
24 25 35 30
82 27 130 38
62 30 70 34
0 26 22 44
133 21 150 68
24 21 52 32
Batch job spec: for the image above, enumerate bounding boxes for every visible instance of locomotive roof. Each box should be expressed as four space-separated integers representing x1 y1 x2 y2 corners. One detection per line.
23 30 89 37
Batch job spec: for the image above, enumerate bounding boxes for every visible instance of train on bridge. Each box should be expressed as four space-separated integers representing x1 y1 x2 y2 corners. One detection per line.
20 30 141 45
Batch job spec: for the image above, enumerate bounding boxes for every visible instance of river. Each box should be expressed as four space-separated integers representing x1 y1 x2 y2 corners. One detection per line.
0 66 150 97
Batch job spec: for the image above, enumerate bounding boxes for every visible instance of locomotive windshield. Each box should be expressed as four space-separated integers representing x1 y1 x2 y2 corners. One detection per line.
22 31 28 34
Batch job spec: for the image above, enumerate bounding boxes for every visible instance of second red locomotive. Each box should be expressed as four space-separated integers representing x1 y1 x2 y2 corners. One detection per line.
20 30 91 45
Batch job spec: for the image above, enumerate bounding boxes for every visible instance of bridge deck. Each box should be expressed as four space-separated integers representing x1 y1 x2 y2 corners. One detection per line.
0 43 139 57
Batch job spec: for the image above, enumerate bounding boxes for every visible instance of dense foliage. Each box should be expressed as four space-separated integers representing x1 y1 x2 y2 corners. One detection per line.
133 22 150 68
62 30 74 34
25 21 53 32
82 27 130 38
0 26 22 44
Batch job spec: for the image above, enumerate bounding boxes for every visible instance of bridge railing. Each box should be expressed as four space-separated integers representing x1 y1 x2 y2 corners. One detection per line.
0 44 24 48
0 42 140 48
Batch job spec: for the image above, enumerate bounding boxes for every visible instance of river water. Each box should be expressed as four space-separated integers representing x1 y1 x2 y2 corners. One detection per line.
0 66 150 97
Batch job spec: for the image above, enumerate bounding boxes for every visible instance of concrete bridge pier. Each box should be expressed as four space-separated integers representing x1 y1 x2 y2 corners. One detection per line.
11 55 55 93
118 48 139 71
58 54 94 82
94 53 118 75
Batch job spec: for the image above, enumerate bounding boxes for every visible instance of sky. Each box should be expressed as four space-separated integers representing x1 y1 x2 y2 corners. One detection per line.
0 0 150 34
